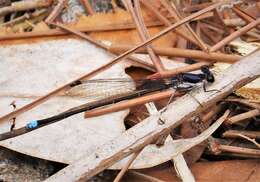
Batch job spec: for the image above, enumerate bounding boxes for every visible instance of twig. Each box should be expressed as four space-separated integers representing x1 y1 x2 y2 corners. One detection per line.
113 149 143 182
45 0 67 24
52 23 155 72
183 2 214 13
109 44 240 63
0 9 47 26
222 130 260 139
160 0 209 52
218 145 260 157
0 0 53 17
232 5 260 31
210 18 260 52
124 0 165 73
200 23 220 44
85 90 181 118
227 109 260 124
0 20 168 40
224 98 260 110
127 171 166 182
80 0 94 15
172 154 195 182
234 133 260 148
150 62 210 79
140 0 200 48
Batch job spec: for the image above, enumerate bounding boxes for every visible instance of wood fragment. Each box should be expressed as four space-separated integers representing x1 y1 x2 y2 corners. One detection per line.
232 5 260 31
183 2 213 13
151 62 210 79
234 134 260 148
0 9 47 27
0 21 165 40
0 0 53 17
127 171 166 182
140 0 200 48
224 98 260 110
172 154 195 182
0 0 10 8
109 45 241 63
0 14 212 41
160 0 209 52
210 18 260 52
80 0 94 15
218 145 260 157
125 0 165 72
113 149 143 182
85 90 181 118
227 109 260 124
45 0 67 24
223 130 260 139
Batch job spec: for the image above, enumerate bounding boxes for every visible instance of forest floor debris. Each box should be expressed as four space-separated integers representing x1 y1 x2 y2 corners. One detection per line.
0 0 259 181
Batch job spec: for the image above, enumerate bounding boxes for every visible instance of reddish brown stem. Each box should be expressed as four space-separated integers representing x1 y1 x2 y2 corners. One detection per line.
218 145 260 157
80 0 94 15
109 44 240 63
124 0 165 73
85 90 181 118
160 0 209 52
222 130 260 139
45 0 67 24
140 0 200 47
210 18 260 52
232 5 260 31
154 62 210 79
227 109 260 124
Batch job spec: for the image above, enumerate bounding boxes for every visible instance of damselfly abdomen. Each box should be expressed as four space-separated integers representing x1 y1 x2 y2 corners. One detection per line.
0 66 216 141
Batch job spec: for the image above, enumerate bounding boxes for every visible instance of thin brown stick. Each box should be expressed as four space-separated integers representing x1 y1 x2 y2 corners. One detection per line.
113 149 143 182
85 90 181 118
218 145 260 157
124 0 165 73
109 44 240 63
52 23 155 71
0 0 53 16
234 134 260 148
0 8 47 26
155 62 210 79
224 98 260 110
140 0 200 47
257 2 260 11
227 109 260 124
200 24 220 44
210 18 260 52
0 20 167 40
232 5 260 31
127 171 166 182
160 0 209 52
0 2 224 124
45 0 67 24
80 0 94 15
222 130 260 139
183 2 214 13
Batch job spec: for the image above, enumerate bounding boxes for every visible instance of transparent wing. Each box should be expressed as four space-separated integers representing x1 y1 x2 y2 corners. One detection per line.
64 78 137 100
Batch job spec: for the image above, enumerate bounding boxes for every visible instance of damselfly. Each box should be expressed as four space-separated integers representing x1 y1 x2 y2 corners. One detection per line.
0 66 215 141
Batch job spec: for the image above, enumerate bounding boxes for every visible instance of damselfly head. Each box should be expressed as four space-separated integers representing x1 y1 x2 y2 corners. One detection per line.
201 66 215 83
